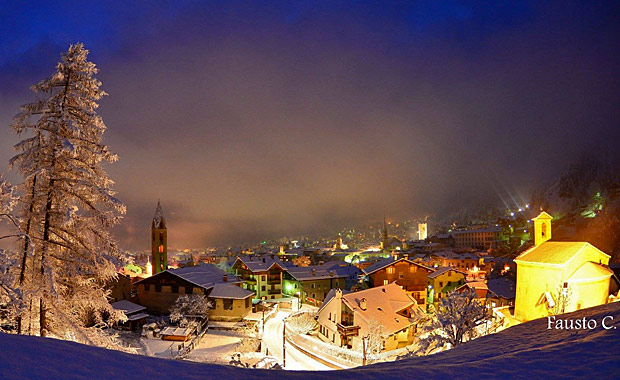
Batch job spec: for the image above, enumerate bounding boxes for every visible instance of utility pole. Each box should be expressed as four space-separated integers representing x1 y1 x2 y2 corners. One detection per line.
282 319 286 368
261 297 266 336
362 335 368 366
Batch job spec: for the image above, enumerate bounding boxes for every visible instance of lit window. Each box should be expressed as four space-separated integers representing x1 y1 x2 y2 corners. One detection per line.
158 245 164 253
387 267 395 274
383 280 389 285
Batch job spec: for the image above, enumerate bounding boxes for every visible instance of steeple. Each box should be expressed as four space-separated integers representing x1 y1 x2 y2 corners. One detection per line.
532 211 552 246
151 200 168 274
381 216 389 250
152 200 166 229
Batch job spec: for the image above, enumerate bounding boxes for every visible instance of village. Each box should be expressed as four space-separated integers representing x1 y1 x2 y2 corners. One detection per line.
103 202 620 369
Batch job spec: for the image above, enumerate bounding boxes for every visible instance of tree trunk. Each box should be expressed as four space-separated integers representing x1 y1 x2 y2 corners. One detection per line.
39 297 46 337
17 175 37 335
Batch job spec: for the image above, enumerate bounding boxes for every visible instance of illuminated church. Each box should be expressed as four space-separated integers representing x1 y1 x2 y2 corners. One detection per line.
514 212 614 321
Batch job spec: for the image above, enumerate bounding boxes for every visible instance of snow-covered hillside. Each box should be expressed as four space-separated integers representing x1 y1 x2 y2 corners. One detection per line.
1 302 619 380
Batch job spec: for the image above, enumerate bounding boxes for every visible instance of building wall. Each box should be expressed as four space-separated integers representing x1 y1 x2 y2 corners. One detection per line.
209 297 252 321
316 297 344 347
368 261 430 307
137 282 204 315
151 227 167 274
235 266 283 300
454 231 501 249
108 274 133 302
428 270 466 308
514 263 563 321
569 277 610 311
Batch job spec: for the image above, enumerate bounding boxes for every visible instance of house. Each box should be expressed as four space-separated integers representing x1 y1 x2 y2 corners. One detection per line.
232 255 287 300
431 251 483 272
135 264 253 321
486 277 516 308
110 300 148 331
207 283 254 321
316 283 424 351
107 272 134 302
427 267 466 308
514 212 614 321
363 256 433 307
282 262 361 306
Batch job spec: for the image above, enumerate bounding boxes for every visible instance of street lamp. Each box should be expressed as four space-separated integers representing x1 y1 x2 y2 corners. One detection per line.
261 296 266 336
282 318 287 368
362 335 369 366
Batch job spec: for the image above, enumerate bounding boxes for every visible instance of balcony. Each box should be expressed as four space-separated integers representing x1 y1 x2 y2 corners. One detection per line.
267 276 281 284
268 289 281 295
336 323 360 337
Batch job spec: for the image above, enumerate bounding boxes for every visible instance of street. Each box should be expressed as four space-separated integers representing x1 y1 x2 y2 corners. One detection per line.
262 309 332 371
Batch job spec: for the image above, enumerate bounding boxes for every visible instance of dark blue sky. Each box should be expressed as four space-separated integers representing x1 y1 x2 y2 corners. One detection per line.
1 1 619 249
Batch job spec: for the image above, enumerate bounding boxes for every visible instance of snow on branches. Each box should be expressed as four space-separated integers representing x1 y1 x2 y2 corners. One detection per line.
169 295 212 327
423 289 493 350
8 43 126 341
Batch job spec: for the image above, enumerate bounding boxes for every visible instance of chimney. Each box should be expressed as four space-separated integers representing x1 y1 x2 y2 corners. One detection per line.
312 268 316 276
223 274 228 282
359 298 367 311
262 257 266 263
335 288 343 299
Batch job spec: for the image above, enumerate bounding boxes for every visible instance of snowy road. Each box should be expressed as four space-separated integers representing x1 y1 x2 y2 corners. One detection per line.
262 310 332 371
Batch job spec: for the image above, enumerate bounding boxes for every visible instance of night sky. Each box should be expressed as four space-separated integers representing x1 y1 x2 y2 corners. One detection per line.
1 1 619 249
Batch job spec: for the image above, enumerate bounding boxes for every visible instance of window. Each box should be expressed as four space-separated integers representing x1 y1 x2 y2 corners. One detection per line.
223 299 233 310
312 293 316 298
144 284 150 291
383 280 389 285
398 273 404 279
171 285 178 293
261 285 266 291
439 282 443 287
409 266 416 273
158 245 164 253
387 267 395 274
261 275 266 281
311 283 315 289
329 312 332 320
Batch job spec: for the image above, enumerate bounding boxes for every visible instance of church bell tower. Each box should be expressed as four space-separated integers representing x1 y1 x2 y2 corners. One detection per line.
151 200 168 274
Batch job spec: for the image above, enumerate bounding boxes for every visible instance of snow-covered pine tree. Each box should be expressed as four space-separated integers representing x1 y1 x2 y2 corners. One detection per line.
0 176 23 332
9 43 126 341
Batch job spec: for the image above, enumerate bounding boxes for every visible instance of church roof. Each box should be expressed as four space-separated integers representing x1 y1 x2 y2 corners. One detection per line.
515 242 610 266
568 261 614 282
532 211 553 220
152 200 166 229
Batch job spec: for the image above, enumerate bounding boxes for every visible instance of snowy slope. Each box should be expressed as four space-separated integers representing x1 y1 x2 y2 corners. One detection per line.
1 302 619 380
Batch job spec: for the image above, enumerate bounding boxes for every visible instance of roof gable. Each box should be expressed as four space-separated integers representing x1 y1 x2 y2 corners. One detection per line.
515 241 609 266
